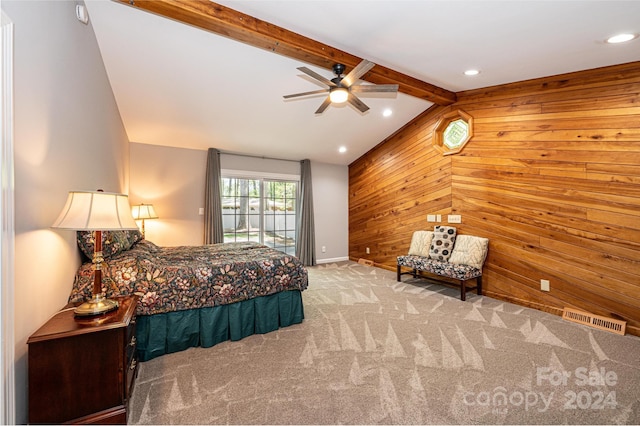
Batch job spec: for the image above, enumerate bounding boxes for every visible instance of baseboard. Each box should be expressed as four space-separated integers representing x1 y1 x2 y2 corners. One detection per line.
349 257 393 270
483 291 565 317
485 291 640 337
316 256 350 265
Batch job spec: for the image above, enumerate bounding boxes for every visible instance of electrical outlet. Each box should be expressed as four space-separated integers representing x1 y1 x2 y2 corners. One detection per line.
366 247 370 254
321 246 326 253
198 207 204 215
541 279 550 292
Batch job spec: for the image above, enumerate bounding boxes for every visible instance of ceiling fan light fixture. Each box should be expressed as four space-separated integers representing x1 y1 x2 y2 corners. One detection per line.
329 87 349 104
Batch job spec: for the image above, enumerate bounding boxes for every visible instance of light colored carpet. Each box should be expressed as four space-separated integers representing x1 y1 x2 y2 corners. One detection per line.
128 261 640 424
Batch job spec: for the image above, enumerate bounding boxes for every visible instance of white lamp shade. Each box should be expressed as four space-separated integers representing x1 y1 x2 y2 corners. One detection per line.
52 191 138 230
131 204 159 220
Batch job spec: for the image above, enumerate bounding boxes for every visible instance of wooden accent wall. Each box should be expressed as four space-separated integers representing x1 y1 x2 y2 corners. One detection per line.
349 62 640 336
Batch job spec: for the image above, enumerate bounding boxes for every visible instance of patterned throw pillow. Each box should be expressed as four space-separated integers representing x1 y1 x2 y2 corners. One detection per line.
428 226 457 261
77 230 143 260
449 235 489 269
408 231 434 257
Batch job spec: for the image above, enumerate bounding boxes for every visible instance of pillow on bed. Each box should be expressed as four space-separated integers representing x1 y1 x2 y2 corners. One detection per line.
128 229 144 246
77 230 143 260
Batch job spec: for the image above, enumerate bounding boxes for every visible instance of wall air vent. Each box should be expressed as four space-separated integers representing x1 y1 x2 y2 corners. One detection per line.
562 307 626 335
358 258 374 266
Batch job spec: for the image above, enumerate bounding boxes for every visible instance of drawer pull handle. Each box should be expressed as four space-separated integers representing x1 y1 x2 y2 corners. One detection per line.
129 336 137 346
129 359 137 370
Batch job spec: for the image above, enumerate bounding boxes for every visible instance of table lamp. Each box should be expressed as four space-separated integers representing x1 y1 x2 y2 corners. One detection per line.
131 203 158 237
52 190 138 316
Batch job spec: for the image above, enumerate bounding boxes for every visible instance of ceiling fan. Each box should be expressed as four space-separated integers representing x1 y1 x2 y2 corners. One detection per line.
283 59 399 114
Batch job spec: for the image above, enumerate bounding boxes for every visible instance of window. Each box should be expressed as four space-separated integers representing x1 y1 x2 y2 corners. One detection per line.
221 177 261 244
263 180 297 255
443 119 469 149
432 109 474 156
221 174 298 255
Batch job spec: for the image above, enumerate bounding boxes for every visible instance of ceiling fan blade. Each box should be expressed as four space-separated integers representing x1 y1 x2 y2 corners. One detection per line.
315 96 332 114
297 66 337 87
351 84 399 93
283 89 329 99
347 93 370 113
340 59 375 87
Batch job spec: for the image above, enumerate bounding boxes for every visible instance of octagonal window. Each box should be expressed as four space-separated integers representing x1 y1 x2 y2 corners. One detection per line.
443 119 469 149
432 109 474 155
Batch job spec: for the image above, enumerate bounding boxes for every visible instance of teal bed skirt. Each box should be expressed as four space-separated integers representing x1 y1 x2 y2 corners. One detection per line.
135 290 304 361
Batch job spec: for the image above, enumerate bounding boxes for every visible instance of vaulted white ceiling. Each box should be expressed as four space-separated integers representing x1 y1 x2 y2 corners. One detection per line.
85 1 640 166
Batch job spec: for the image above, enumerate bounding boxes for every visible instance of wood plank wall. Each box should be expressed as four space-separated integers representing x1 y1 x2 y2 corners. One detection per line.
349 62 640 336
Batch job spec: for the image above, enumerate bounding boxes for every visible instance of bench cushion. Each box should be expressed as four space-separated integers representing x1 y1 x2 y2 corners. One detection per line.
397 255 482 281
449 235 489 270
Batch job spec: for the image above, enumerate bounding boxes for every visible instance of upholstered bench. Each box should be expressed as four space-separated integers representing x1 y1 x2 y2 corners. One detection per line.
397 227 489 301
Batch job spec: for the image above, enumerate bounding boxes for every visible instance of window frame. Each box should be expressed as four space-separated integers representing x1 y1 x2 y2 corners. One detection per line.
432 109 474 156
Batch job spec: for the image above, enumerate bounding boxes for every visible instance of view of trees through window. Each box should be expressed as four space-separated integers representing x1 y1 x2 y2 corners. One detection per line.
221 177 297 255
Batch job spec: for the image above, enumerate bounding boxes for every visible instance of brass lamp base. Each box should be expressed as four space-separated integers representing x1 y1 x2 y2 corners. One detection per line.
74 295 119 317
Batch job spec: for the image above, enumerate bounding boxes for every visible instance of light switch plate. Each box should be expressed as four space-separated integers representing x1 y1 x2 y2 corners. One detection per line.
448 214 462 223
427 214 436 222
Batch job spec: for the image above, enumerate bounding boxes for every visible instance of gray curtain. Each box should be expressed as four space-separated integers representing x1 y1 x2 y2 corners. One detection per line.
204 148 224 244
296 159 316 266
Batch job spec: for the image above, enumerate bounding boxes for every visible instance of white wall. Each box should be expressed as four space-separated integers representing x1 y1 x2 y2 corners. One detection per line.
1 1 129 423
129 143 205 246
311 161 349 263
130 144 349 261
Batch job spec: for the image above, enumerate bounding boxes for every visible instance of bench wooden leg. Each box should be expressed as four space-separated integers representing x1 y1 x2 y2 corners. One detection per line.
477 276 482 295
397 264 401 282
460 279 466 301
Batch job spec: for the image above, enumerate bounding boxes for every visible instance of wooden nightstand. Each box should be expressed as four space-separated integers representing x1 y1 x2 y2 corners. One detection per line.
27 296 139 424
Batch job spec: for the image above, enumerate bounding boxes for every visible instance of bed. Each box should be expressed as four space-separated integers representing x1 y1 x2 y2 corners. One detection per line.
68 230 308 361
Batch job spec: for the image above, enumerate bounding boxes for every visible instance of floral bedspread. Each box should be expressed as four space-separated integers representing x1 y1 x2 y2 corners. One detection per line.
69 240 309 316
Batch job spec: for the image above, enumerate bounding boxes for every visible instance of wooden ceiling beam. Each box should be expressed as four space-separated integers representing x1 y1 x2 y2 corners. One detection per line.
115 0 457 105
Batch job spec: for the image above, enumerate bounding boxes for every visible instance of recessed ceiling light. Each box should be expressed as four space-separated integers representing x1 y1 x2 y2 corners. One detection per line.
382 109 393 117
338 146 347 153
464 69 480 76
606 33 638 44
